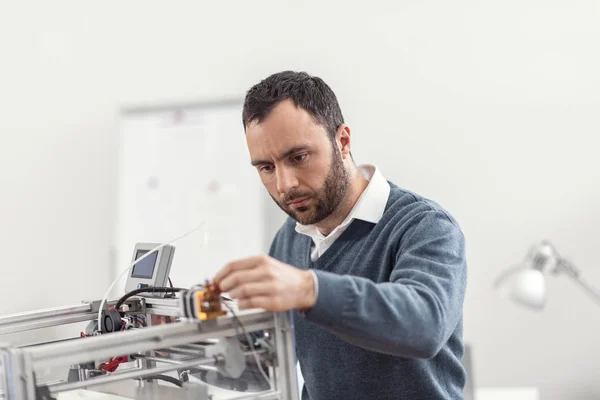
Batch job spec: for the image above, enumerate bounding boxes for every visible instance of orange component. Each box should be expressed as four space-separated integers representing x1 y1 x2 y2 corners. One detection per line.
195 282 226 321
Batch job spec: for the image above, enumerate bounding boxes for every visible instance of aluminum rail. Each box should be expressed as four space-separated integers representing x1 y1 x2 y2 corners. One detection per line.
0 300 119 335
0 296 185 335
49 348 270 395
23 310 273 369
142 297 182 317
47 356 218 394
132 348 268 365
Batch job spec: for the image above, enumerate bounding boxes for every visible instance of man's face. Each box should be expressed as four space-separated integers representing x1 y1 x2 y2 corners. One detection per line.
246 100 349 225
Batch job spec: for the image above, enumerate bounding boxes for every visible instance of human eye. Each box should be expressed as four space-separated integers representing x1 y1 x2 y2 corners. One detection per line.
259 164 274 174
291 153 308 164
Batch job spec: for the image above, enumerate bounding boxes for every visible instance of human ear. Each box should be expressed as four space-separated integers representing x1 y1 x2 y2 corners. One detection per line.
336 124 352 159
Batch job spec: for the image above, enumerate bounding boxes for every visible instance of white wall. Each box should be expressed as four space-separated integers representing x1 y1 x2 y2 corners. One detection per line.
0 1 598 398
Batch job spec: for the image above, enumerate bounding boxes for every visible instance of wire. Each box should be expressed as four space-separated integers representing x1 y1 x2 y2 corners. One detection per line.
222 302 272 389
100 356 128 372
130 315 146 327
143 374 183 388
220 293 233 302
115 287 185 312
168 277 174 288
97 221 206 330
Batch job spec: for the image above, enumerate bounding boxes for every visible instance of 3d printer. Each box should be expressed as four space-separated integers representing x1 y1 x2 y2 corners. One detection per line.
0 243 299 400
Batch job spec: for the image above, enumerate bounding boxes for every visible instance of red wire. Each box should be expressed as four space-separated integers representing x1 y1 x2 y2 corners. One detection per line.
100 356 128 372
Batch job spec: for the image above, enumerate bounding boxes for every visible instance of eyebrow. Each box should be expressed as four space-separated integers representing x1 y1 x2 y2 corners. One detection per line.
250 146 310 166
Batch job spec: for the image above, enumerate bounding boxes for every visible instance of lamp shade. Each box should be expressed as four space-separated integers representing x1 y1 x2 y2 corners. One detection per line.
508 269 547 309
495 241 558 310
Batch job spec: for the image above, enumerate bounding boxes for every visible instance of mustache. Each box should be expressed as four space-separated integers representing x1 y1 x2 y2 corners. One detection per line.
283 191 313 205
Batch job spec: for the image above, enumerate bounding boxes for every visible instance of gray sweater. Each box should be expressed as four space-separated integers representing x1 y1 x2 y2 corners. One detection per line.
268 183 467 400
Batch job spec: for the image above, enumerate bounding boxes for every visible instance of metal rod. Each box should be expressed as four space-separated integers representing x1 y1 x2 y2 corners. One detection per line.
557 259 600 307
190 365 219 372
153 342 218 357
0 304 92 325
133 349 267 365
133 355 190 365
157 347 207 357
0 300 121 335
47 356 218 394
569 274 600 306
25 311 273 369
0 314 94 336
178 343 213 350
20 337 82 348
131 355 220 373
274 312 299 400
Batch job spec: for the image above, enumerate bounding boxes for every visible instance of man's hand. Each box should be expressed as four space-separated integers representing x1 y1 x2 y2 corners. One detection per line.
213 255 316 312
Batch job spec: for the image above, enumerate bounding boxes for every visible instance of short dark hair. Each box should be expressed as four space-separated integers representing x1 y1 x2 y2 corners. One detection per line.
242 71 344 140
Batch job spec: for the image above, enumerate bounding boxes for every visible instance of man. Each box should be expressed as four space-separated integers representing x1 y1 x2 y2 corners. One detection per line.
214 71 467 399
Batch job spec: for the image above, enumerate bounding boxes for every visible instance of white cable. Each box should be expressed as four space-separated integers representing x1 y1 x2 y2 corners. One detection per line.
223 302 272 388
97 221 206 330
245 322 272 388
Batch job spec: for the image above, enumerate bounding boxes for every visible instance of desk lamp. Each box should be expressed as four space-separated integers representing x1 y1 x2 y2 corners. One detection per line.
494 241 600 309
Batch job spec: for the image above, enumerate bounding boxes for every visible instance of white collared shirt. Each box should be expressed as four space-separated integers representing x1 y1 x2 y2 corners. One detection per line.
295 164 391 261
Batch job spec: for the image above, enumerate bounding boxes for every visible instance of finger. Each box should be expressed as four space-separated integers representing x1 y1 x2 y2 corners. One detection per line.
228 282 274 300
213 255 268 283
220 267 272 293
237 296 273 311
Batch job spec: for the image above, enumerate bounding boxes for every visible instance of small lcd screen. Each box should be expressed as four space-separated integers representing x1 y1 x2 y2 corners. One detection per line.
131 250 158 279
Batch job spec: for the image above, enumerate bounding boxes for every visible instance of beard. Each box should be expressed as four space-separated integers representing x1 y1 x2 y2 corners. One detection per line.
271 146 350 225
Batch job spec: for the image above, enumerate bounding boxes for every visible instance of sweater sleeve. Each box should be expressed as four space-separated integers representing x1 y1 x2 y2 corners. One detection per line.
303 210 467 359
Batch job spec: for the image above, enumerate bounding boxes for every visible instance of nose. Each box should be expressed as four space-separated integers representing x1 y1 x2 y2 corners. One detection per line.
276 165 299 195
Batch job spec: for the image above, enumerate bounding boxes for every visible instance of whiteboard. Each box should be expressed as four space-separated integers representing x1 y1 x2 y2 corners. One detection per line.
113 101 272 291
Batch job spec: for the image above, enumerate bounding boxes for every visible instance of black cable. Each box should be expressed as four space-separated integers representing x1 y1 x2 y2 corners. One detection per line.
164 278 176 298
143 374 183 387
115 287 185 312
220 293 232 302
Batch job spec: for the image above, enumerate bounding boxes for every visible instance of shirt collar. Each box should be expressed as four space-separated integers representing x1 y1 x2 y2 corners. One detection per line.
295 164 391 237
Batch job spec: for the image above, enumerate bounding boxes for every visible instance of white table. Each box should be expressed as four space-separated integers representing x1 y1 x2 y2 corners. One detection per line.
476 387 540 400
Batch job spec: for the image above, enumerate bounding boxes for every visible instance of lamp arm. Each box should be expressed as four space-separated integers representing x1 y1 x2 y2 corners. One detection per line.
557 259 600 307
